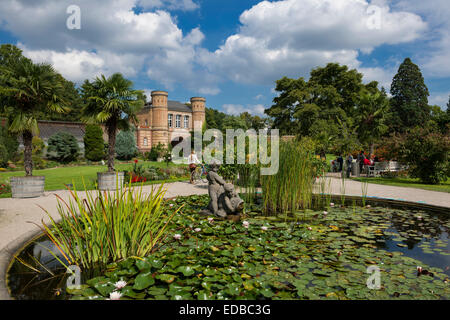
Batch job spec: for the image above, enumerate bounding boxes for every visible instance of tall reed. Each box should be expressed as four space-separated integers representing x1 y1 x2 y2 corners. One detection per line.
361 178 369 207
261 141 315 215
235 163 260 206
37 180 182 271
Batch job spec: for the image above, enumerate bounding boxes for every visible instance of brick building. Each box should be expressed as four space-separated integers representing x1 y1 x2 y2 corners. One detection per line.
135 91 206 152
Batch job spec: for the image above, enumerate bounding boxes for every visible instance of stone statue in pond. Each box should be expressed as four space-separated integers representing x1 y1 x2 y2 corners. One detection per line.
202 162 244 218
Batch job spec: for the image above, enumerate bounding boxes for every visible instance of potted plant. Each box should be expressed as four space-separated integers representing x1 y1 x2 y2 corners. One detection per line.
0 54 68 198
81 73 145 191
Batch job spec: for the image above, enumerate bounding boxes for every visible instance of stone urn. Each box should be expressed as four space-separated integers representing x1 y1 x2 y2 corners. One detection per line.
97 171 124 191
10 176 45 198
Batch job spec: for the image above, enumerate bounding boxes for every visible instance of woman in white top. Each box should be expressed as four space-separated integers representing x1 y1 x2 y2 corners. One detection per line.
188 150 201 184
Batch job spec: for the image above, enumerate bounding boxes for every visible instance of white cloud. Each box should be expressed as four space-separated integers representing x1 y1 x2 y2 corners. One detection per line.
393 0 450 78
429 92 450 108
223 104 266 116
0 0 436 98
199 0 426 85
359 66 396 89
138 0 199 11
0 0 219 95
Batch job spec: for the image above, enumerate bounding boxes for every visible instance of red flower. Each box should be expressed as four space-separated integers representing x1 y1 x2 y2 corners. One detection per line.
134 159 138 164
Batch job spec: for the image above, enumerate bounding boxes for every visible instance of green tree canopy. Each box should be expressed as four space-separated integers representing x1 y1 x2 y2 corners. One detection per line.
116 129 138 160
47 132 80 163
81 73 145 172
390 58 430 131
265 63 386 154
0 56 68 176
84 124 105 161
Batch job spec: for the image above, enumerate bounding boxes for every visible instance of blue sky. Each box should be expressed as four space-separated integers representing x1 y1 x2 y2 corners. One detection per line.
0 0 449 115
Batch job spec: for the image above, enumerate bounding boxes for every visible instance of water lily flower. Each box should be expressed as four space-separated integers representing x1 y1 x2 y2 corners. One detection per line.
323 211 328 216
330 203 335 207
417 215 422 220
261 226 268 231
109 291 122 300
114 280 127 290
194 228 201 232
173 234 182 240
207 217 214 223
169 204 174 207
307 226 312 231
366 205 371 208
242 221 250 228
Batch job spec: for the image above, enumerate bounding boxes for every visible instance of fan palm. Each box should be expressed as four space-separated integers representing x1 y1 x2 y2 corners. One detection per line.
0 57 67 176
355 91 390 156
81 73 145 172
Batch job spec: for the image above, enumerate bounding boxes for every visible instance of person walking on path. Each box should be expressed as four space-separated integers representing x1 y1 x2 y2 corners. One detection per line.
337 155 343 172
346 153 353 178
188 150 201 184
357 151 365 176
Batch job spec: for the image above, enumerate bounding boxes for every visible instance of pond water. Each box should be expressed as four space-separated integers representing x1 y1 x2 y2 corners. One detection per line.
6 201 450 300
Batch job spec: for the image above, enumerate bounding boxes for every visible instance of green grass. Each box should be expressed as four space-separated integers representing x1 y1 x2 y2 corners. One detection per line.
0 161 188 197
352 177 450 193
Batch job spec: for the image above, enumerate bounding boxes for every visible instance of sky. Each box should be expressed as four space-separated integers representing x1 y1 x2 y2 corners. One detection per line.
0 0 449 116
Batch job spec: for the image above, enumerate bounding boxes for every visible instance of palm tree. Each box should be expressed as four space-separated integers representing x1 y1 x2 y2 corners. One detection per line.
81 73 145 172
0 57 67 176
356 90 390 157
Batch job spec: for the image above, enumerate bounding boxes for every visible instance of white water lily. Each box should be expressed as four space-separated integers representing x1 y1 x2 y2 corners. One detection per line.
242 221 250 228
261 226 268 231
194 228 201 232
207 217 214 223
173 234 182 240
307 226 312 231
323 211 328 215
109 291 122 300
114 280 127 290
330 203 335 207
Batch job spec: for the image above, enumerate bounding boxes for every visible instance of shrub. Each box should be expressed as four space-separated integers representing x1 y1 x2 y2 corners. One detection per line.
0 125 19 162
0 181 11 195
32 136 45 157
147 143 165 161
84 124 105 161
47 132 80 163
381 127 449 184
0 143 8 168
116 130 138 160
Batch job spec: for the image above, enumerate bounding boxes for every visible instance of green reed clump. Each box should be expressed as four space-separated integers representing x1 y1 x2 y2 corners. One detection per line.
235 163 260 206
37 180 182 270
261 140 316 215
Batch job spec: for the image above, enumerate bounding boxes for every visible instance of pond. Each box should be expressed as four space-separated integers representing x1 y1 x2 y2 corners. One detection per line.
6 195 450 300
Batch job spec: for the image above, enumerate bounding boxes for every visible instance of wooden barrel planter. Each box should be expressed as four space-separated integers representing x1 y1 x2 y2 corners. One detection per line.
97 172 124 191
10 176 45 198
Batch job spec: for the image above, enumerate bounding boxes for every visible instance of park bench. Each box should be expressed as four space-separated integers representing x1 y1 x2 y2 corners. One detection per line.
367 161 404 177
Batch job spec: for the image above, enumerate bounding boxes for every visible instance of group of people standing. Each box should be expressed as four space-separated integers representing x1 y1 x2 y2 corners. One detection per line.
332 151 379 178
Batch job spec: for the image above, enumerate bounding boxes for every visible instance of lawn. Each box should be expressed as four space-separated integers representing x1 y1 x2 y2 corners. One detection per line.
352 177 450 193
0 161 188 197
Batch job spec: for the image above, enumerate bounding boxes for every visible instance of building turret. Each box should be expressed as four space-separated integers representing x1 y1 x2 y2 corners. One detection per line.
151 91 169 146
190 97 206 131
